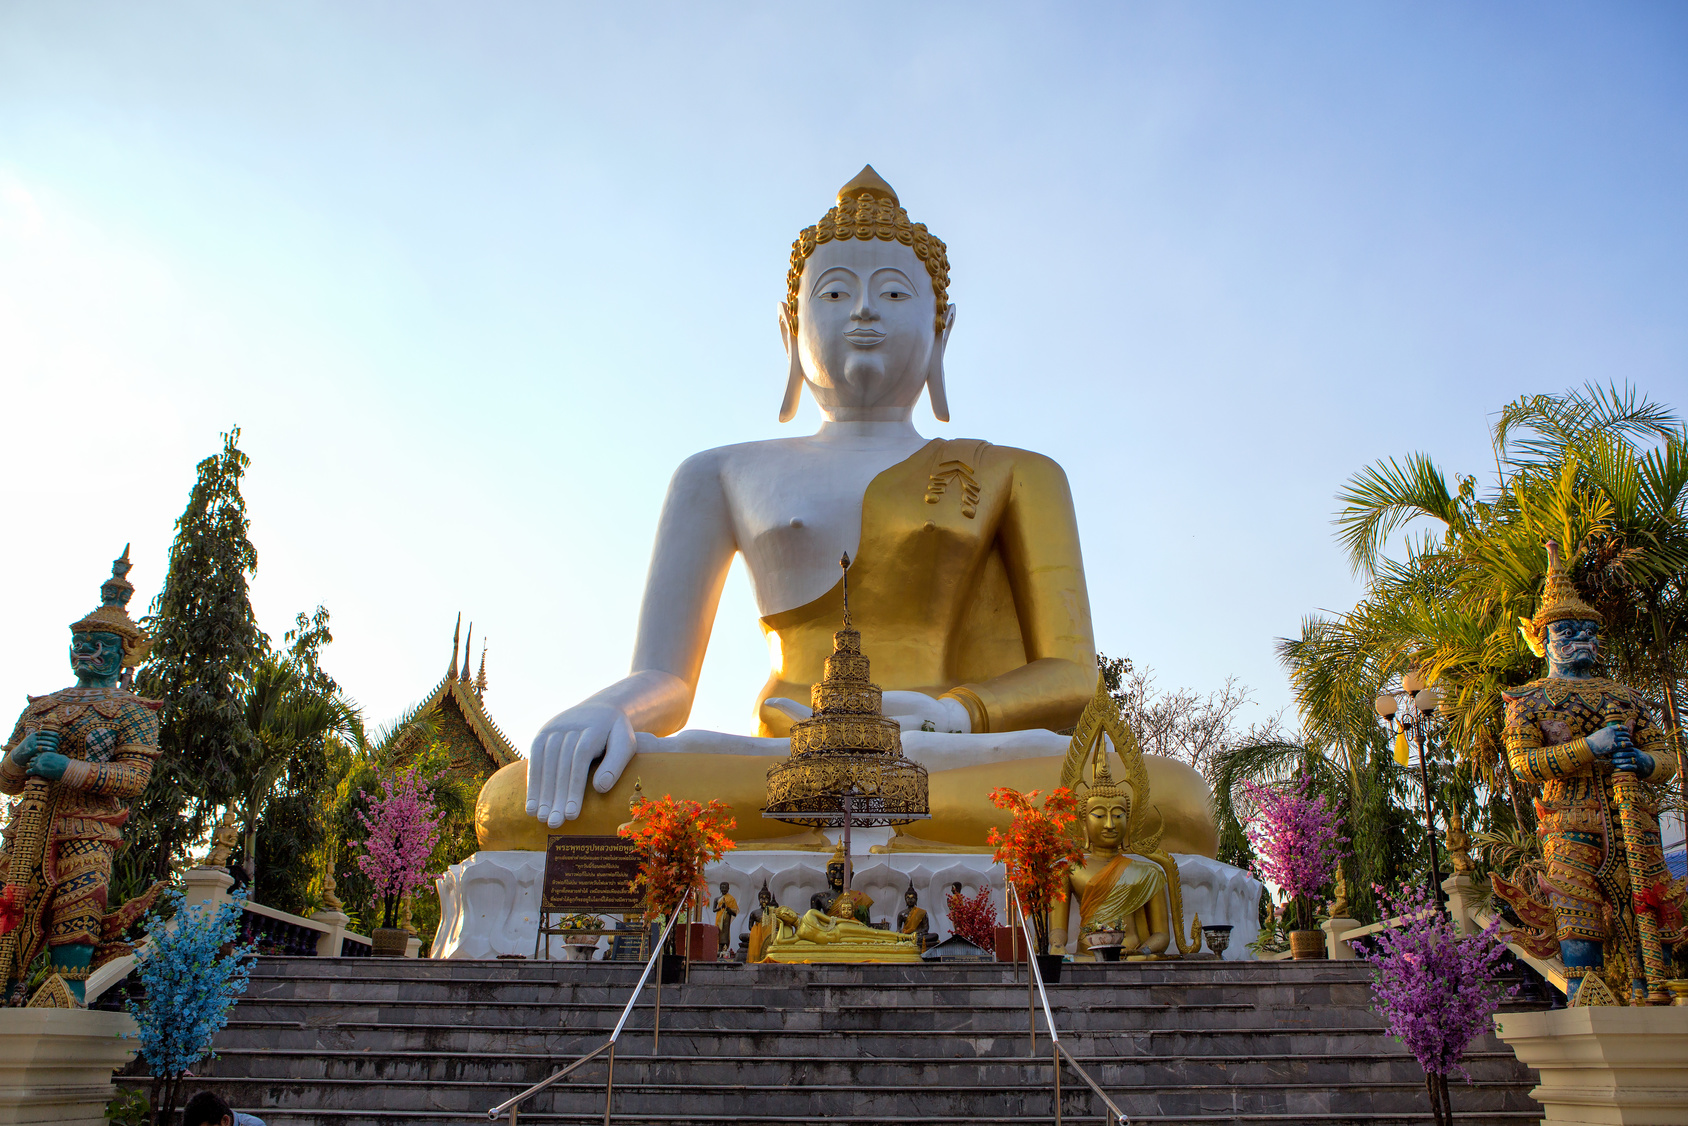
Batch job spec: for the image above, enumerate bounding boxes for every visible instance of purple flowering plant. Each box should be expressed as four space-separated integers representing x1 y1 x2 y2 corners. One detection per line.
351 770 444 929
1239 774 1348 931
1356 882 1516 1126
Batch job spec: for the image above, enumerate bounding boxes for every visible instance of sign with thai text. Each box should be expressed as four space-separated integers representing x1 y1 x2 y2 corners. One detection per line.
541 835 642 912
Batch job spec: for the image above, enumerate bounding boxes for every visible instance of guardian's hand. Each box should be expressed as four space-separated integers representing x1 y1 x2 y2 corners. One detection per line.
1586 725 1633 758
1612 748 1655 776
528 703 637 827
7 730 58 767
25 751 69 781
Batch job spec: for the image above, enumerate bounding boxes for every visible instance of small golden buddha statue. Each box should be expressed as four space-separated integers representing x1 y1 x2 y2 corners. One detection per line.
743 880 778 963
1056 751 1169 958
711 881 738 953
763 904 922 963
1052 675 1199 960
809 841 874 923
897 882 933 950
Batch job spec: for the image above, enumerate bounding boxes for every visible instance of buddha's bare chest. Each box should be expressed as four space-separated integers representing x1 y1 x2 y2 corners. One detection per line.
720 442 926 612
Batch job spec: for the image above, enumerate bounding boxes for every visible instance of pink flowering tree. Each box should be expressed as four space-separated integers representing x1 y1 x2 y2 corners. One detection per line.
352 771 444 929
1239 774 1348 932
1357 882 1516 1126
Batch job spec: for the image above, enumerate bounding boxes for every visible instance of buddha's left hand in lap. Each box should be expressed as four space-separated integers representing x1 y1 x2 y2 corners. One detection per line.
765 691 971 734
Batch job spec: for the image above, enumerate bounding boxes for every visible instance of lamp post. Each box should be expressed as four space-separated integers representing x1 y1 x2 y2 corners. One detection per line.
1375 672 1444 905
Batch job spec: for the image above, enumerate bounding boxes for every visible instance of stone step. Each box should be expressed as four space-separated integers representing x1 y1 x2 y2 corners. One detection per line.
199 1046 1534 1087
211 1114 1547 1126
122 1074 1540 1119
212 1019 1498 1058
221 1000 1399 1033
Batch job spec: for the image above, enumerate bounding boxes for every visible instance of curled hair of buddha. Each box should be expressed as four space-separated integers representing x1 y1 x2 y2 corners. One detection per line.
786 164 951 337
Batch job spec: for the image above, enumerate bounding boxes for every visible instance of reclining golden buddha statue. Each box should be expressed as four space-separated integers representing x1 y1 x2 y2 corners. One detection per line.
475 166 1216 856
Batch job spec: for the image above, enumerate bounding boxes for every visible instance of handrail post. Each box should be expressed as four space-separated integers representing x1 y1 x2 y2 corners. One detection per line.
602 1041 615 1126
653 964 662 1055
1053 1039 1062 1126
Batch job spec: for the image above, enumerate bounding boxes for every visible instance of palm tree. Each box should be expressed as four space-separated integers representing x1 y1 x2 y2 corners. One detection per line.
1329 382 1686 841
1218 385 1686 915
232 651 360 898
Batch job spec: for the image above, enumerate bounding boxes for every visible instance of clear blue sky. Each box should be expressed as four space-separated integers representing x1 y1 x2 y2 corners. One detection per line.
2 3 1683 753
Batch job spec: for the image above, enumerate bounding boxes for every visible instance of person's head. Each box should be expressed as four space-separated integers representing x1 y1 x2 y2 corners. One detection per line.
182 1091 234 1126
779 165 955 425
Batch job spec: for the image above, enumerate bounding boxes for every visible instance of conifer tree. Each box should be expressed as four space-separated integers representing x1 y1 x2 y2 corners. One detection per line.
127 428 266 888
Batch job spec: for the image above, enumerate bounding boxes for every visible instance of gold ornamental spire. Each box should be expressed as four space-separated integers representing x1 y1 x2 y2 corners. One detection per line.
1519 540 1603 657
762 553 930 828
68 545 150 667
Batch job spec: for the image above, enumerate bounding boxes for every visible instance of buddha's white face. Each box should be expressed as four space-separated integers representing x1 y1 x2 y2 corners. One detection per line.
788 238 946 420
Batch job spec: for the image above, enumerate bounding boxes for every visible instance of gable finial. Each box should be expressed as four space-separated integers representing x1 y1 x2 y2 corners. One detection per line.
477 641 488 697
449 612 461 678
461 623 473 682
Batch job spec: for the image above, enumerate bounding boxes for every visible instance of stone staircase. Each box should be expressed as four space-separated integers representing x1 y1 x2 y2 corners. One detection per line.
123 956 1548 1125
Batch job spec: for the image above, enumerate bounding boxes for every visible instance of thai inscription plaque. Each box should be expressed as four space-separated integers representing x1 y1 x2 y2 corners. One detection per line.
541 835 642 912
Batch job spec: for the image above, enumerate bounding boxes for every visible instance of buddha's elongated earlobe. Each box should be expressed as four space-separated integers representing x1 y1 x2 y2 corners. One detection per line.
925 303 957 423
778 301 804 423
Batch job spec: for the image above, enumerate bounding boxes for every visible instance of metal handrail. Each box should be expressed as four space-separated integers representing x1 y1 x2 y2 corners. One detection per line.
487 887 694 1125
1009 883 1130 1126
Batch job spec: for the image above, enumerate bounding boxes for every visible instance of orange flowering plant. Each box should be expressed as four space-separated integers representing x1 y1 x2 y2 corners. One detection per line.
987 787 1084 956
618 795 737 922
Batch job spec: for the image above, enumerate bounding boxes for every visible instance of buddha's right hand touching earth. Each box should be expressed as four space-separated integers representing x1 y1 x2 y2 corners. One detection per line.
528 703 636 827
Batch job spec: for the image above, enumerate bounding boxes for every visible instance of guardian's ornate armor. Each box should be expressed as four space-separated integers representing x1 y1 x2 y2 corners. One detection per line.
1494 677 1683 985
1492 540 1688 1005
0 687 162 965
0 549 164 1007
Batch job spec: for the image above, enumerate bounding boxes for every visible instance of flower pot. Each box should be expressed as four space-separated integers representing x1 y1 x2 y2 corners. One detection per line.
1289 929 1326 960
993 926 1029 963
674 922 718 962
659 953 687 984
1035 953 1065 984
1201 925 1234 959
371 927 409 957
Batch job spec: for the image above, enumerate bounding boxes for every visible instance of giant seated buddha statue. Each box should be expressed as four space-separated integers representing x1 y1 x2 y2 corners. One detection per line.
475 166 1217 856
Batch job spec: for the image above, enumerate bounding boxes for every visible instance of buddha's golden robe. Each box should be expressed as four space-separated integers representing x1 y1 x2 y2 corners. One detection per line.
757 438 1095 737
1078 854 1166 936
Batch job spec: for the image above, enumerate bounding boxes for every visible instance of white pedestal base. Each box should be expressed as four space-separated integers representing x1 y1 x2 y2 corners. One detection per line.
433 845 1262 961
0 1009 138 1126
1494 1006 1688 1125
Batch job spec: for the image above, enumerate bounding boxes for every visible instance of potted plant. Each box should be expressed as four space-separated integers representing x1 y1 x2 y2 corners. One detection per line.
1240 775 1348 959
351 771 443 956
987 786 1084 983
944 883 1000 957
619 794 735 979
1356 883 1515 1126
556 913 605 961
